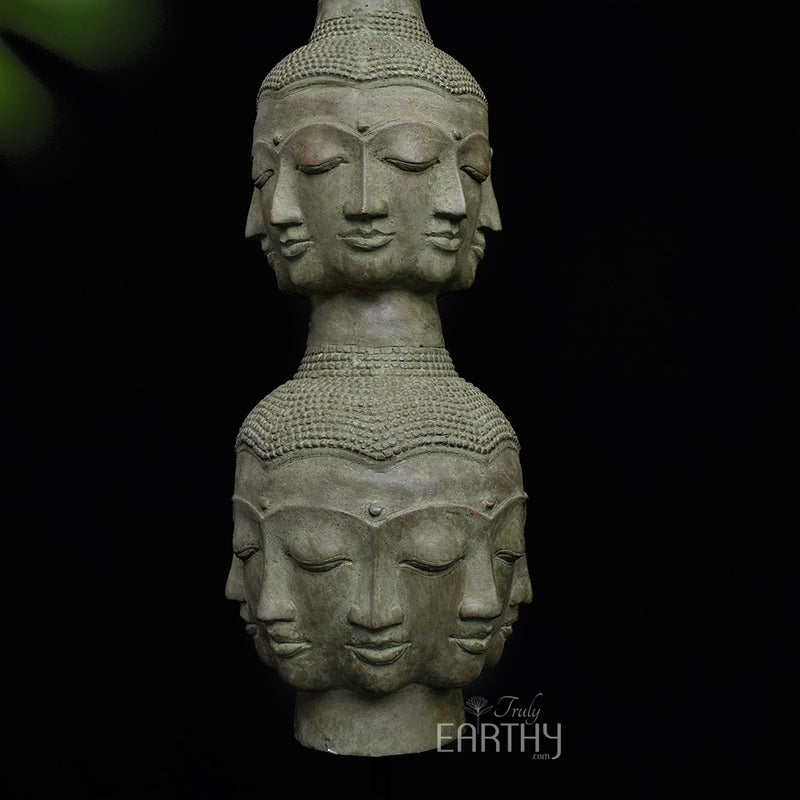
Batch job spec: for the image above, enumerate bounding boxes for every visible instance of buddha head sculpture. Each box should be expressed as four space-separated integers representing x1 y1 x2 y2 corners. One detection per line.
244 0 501 297
229 0 529 757
228 347 531 754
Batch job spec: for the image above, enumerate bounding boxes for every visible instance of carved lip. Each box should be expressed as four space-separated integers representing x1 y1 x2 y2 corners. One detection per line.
470 231 487 259
426 230 463 252
338 229 395 251
279 238 313 258
500 610 519 640
450 632 494 655
267 635 312 658
346 641 411 666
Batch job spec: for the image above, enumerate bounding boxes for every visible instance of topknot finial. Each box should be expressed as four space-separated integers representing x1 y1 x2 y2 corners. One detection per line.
257 0 486 104
314 0 425 27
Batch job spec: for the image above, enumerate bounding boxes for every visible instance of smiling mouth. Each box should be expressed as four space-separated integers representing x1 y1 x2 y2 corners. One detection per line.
346 641 412 666
426 231 463 252
338 230 395 250
267 635 312 658
279 238 313 257
450 632 494 655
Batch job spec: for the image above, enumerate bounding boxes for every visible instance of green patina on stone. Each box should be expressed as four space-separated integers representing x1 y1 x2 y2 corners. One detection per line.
226 0 531 757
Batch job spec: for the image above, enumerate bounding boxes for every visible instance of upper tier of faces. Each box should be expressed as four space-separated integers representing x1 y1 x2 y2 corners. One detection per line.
246 84 501 296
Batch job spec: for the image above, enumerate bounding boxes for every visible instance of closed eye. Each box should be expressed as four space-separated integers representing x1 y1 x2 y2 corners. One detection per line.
400 556 462 575
495 550 524 565
461 164 489 183
234 545 261 562
384 157 440 173
290 556 352 573
253 168 274 189
297 156 347 175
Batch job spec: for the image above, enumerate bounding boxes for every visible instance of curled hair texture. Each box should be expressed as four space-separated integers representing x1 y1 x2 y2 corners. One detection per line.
236 347 518 463
257 9 486 104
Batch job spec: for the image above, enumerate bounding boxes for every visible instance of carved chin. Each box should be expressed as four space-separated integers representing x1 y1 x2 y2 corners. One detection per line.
344 654 416 697
263 241 482 294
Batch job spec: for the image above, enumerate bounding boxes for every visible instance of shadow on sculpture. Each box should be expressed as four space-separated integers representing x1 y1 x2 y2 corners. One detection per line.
226 0 532 756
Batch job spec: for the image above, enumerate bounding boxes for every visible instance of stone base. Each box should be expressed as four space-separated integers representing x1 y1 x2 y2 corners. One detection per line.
294 685 465 756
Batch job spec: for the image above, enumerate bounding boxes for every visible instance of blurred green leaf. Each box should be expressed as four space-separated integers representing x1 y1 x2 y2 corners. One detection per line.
0 0 164 158
0 0 163 71
0 37 54 156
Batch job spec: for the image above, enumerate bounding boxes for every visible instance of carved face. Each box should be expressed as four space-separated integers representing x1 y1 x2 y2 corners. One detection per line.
245 84 501 294
230 448 527 694
414 496 530 687
484 509 533 670
224 551 276 669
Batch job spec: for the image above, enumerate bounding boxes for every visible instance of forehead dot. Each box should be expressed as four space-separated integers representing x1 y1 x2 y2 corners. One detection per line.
452 129 463 141
272 134 282 145
484 499 496 510
357 121 371 133
258 497 270 510
368 504 384 517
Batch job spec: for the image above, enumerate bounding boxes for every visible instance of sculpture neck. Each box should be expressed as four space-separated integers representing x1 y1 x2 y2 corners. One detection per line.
294 685 465 756
306 290 445 349
315 0 424 26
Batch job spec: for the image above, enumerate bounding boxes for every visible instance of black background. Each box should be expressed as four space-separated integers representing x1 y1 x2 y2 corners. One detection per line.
3 1 793 797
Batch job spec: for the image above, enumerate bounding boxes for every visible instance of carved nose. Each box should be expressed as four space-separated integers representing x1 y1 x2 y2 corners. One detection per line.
434 157 468 220
459 553 503 621
269 173 303 227
255 565 297 623
347 560 404 630
224 555 245 602
343 147 389 219
478 176 502 232
245 189 266 240
512 556 533 606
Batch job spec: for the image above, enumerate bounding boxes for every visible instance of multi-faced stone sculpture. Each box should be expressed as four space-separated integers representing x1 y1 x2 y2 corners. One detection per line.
227 0 531 756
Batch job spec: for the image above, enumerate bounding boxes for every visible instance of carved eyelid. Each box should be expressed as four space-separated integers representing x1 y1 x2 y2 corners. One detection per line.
400 555 463 573
495 549 524 563
232 498 263 552
253 167 275 186
383 156 440 172
251 139 278 177
460 164 489 182
233 544 261 561
457 132 491 175
290 555 352 573
297 156 348 174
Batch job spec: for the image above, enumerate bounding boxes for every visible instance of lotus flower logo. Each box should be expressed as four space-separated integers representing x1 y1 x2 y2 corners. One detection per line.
464 695 493 721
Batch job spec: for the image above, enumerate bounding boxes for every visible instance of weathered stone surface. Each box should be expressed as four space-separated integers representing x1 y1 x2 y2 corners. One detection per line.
227 0 530 756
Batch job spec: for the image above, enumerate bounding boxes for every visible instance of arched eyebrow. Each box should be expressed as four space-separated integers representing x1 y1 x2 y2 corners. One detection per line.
281 122 363 146
251 138 279 159
363 119 454 144
234 494 528 528
232 495 267 519
457 132 491 146
247 504 378 528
